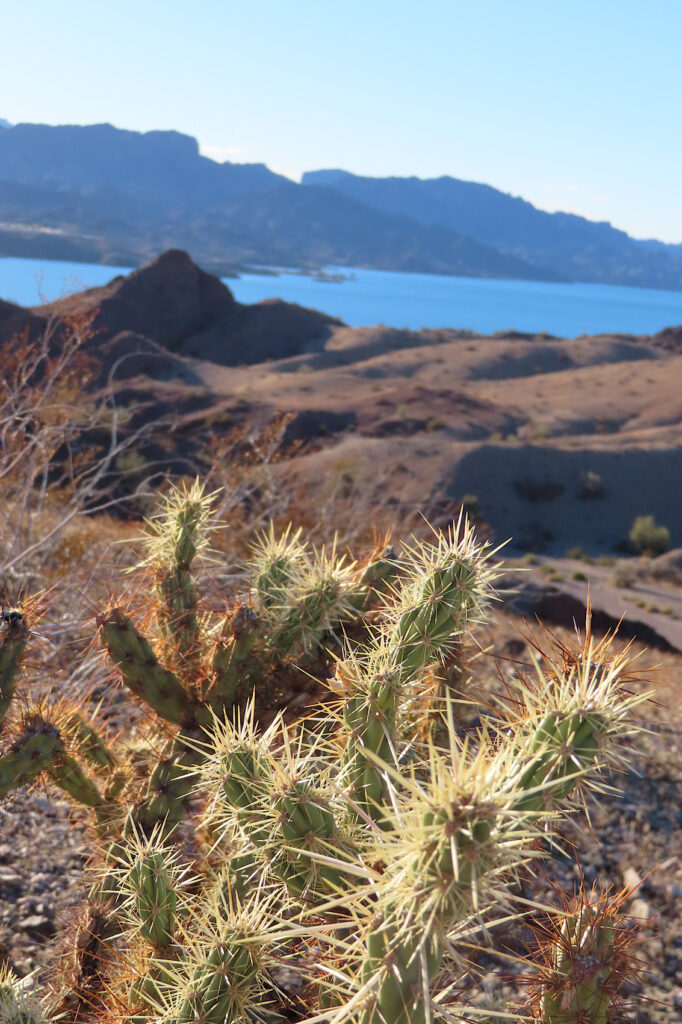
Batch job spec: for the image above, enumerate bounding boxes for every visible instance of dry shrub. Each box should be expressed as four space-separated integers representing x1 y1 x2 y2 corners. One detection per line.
0 314 158 588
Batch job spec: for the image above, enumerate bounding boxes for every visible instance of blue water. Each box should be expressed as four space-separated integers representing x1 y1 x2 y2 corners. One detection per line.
3 255 682 336
0 257 133 308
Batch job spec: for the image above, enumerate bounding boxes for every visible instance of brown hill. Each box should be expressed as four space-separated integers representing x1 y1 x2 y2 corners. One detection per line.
5 250 682 563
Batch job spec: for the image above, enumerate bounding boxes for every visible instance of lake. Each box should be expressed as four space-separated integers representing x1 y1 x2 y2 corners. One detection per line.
3 255 682 337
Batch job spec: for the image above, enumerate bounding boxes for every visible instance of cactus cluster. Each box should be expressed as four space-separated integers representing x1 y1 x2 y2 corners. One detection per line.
0 481 651 1023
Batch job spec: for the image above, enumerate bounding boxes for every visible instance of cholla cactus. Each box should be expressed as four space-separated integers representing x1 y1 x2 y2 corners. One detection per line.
0 964 46 1024
526 882 645 1024
0 481 653 1024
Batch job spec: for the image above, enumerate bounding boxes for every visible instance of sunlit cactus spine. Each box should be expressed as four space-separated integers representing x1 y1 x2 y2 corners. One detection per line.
382 521 499 684
526 882 644 1024
345 634 650 1024
0 963 46 1024
90 481 393 836
202 603 260 706
338 520 502 823
171 893 277 1024
139 477 217 673
117 830 182 950
250 522 308 613
200 709 360 903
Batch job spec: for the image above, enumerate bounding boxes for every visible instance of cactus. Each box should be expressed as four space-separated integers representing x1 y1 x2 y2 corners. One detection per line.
0 480 654 1024
526 882 644 1024
0 963 46 1024
0 608 28 727
113 826 185 951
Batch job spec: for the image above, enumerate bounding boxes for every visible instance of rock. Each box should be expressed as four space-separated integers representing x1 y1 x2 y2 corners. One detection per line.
0 869 22 886
29 796 54 814
19 915 55 938
630 897 652 922
623 866 644 892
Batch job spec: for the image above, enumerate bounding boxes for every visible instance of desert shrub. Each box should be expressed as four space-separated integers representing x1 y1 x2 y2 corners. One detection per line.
565 546 585 560
611 563 638 589
0 316 157 582
629 515 671 556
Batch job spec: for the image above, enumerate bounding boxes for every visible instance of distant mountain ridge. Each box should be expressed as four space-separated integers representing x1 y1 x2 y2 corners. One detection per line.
0 120 681 290
0 122 287 204
301 169 682 290
0 122 550 281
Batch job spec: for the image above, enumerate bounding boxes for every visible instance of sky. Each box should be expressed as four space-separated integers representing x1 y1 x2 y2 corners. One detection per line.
2 1 681 241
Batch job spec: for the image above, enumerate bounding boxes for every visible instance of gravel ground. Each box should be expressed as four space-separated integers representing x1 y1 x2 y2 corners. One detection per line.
0 612 679 1022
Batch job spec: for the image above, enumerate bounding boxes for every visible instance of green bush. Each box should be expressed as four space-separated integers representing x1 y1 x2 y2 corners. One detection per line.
629 515 671 556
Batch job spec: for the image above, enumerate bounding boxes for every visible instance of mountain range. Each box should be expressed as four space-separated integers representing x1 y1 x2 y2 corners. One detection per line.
1 120 681 290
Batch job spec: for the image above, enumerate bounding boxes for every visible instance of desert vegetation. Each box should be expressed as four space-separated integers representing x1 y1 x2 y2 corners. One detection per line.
0 479 657 1023
629 517 671 558
0 275 679 1023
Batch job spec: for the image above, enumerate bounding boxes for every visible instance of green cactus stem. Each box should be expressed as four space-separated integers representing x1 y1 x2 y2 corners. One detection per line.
173 894 273 1024
0 608 28 727
346 545 398 612
270 777 355 900
263 546 359 660
141 479 218 673
64 713 117 772
529 884 642 1024
251 523 308 613
131 736 203 832
99 609 197 727
202 604 263 708
384 523 501 686
127 851 178 950
513 710 604 814
0 720 63 798
358 764 514 1024
339 650 401 824
48 750 106 808
176 941 258 1024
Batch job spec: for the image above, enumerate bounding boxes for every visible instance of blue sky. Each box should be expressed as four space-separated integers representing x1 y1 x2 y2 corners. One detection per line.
2 1 681 241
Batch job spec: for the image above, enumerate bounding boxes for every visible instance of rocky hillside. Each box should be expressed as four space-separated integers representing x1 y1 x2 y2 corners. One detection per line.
4 249 681 568
4 120 682 287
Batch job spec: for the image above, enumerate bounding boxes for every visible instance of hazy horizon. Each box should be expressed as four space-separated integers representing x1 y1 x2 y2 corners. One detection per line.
3 1 681 242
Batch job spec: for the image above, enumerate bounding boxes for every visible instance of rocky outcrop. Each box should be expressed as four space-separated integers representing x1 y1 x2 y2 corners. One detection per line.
9 250 341 375
648 325 682 353
44 250 240 351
